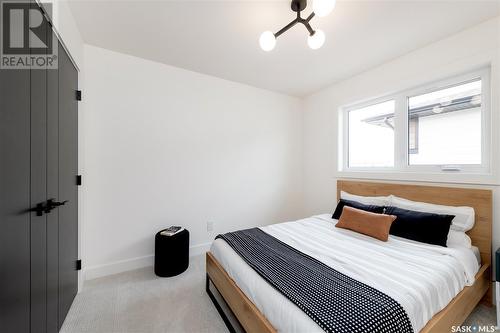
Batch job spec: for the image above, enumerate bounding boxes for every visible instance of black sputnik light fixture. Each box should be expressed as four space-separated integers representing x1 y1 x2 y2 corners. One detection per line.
259 0 336 51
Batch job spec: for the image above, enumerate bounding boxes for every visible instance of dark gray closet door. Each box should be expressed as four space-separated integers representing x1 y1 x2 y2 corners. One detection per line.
57 41 78 329
46 26 60 333
0 35 31 333
30 2 49 330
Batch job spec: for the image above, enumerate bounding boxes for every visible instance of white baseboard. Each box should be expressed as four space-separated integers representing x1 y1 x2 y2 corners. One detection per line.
83 242 212 281
190 242 212 256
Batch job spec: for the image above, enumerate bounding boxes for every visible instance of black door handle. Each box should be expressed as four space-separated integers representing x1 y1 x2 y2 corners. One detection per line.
46 199 68 212
30 199 68 216
31 202 47 216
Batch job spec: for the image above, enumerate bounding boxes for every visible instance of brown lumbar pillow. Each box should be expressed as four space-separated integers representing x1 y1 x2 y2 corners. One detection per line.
336 206 396 241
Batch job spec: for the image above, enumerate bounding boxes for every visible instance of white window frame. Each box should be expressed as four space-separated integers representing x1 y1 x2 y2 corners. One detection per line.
339 67 491 178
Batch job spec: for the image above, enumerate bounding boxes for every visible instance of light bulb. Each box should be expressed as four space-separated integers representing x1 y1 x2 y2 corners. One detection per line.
308 29 325 50
259 31 276 51
313 0 336 17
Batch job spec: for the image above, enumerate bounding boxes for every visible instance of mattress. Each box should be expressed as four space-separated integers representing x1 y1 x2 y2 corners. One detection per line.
472 245 481 265
210 214 480 333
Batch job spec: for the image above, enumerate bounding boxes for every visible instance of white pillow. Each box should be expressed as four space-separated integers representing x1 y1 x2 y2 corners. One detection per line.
390 195 475 232
341 191 390 207
447 230 472 248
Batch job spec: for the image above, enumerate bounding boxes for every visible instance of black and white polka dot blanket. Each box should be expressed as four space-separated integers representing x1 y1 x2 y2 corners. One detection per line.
216 228 413 333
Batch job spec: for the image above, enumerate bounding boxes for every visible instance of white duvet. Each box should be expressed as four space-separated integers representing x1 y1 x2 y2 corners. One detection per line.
210 214 479 333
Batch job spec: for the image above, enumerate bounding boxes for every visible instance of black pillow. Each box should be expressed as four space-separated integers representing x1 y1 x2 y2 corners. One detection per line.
385 206 453 247
332 199 385 220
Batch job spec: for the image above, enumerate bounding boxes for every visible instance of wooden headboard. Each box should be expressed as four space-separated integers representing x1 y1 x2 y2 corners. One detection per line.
337 180 493 268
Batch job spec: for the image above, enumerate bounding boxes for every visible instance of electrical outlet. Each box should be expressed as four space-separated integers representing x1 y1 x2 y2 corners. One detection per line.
207 221 214 232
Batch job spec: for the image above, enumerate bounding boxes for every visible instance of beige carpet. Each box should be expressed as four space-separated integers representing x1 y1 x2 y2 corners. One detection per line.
61 255 497 333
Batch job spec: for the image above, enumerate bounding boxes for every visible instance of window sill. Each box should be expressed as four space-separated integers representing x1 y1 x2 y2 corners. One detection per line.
335 170 499 186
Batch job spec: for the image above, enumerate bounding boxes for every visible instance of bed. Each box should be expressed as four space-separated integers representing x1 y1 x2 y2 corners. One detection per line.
206 180 492 333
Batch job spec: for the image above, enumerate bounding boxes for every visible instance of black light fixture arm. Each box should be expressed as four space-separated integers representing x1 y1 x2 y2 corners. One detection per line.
274 0 317 38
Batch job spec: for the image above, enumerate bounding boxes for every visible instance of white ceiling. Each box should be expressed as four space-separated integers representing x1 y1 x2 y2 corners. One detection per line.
68 0 500 97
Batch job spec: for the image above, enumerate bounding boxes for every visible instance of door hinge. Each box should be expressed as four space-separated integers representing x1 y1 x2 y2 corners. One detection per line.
76 90 82 101
76 260 82 271
76 175 82 186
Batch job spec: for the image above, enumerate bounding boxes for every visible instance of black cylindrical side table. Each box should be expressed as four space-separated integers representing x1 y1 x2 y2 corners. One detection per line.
154 229 189 277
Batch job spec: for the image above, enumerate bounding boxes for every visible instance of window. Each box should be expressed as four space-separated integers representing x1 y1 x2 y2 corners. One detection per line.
407 79 482 165
340 68 490 174
408 118 419 154
348 100 395 168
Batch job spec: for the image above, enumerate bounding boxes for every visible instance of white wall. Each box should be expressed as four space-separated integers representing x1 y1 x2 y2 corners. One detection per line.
82 45 303 279
41 0 84 69
303 17 500 279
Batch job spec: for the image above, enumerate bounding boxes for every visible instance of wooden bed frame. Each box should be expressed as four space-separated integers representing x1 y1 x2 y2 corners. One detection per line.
206 180 492 333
